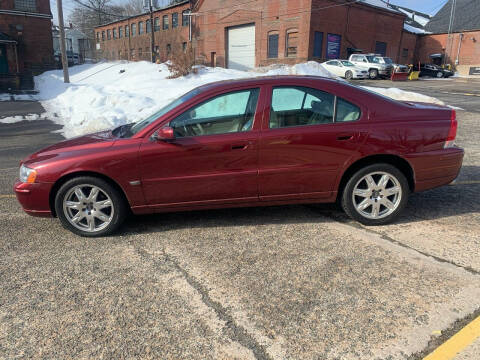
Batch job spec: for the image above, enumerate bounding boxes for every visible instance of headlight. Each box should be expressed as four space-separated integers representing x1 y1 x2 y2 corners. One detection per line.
19 164 37 183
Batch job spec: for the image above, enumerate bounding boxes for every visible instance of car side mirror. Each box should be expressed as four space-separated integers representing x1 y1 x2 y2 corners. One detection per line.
153 126 175 141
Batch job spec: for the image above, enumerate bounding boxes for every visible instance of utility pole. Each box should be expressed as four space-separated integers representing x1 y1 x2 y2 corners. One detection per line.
149 0 155 63
56 0 70 83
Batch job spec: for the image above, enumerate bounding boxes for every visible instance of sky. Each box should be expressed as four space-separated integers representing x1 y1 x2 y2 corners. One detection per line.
387 0 449 14
52 0 450 26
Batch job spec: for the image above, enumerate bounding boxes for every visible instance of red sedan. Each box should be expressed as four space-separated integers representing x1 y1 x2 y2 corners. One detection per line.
14 76 463 237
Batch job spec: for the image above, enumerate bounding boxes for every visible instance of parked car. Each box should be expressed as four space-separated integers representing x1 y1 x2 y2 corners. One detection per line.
349 53 393 79
14 76 463 237
413 64 454 78
321 60 368 79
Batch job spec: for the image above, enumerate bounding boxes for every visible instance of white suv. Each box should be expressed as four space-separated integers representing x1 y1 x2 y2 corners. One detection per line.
348 54 393 79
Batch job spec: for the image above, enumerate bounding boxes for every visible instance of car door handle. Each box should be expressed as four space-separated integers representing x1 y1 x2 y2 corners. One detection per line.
231 142 251 150
336 134 354 141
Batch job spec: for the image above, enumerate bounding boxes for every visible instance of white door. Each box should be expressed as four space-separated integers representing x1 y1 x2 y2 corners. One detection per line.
228 24 255 71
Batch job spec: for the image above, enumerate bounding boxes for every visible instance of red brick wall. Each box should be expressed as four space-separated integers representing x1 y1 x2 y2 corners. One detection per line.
95 2 190 62
399 31 417 64
309 1 406 62
0 0 54 73
416 31 480 66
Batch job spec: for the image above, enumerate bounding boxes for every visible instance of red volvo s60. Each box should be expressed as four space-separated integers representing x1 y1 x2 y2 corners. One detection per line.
14 76 463 236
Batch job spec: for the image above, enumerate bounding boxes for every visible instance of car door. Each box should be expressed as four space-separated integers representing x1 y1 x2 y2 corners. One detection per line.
259 84 368 201
139 86 264 207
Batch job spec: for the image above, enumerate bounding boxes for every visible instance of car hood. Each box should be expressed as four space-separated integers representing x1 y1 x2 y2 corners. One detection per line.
24 130 117 164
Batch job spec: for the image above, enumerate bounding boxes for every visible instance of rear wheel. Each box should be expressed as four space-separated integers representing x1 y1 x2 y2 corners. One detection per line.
341 164 409 225
55 176 127 237
345 70 353 80
369 69 378 79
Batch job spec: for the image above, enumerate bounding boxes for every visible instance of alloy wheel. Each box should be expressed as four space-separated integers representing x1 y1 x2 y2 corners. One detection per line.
63 184 114 232
352 172 402 220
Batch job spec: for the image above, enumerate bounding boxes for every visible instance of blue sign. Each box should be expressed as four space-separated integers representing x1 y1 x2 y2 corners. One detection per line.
326 33 341 59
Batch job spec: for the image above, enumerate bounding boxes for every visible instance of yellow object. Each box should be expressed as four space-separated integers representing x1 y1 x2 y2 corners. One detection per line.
408 71 420 80
423 315 480 360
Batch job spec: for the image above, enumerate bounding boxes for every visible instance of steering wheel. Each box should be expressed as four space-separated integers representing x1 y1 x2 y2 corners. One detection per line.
193 123 204 135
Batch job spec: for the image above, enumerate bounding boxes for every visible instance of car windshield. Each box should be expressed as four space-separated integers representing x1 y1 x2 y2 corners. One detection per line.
366 56 380 63
128 88 202 136
382 57 393 64
341 61 355 67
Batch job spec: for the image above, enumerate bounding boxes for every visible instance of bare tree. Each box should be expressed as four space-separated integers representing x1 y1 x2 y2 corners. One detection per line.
122 0 145 16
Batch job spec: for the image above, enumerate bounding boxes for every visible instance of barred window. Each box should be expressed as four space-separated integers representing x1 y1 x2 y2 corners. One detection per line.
163 15 169 30
107 29 111 40
125 25 129 37
154 17 160 31
119 26 123 38
182 10 190 26
131 23 136 36
113 28 117 39
14 0 36 12
138 21 144 35
146 19 151 33
172 13 178 28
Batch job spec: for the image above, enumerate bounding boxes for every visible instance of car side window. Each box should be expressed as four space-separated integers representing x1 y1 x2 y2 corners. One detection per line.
336 97 361 122
270 86 335 128
170 88 260 137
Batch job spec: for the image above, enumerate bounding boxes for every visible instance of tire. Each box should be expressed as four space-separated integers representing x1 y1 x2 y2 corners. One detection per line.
369 69 378 79
436 71 444 78
345 70 353 80
341 164 409 226
55 176 128 237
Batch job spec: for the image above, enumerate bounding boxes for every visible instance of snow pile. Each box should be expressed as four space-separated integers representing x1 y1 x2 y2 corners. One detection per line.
0 113 48 124
361 86 445 105
29 60 445 138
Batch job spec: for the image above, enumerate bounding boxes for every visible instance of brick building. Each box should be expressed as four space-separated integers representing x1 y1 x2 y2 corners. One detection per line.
95 0 423 70
95 1 191 62
416 0 480 76
0 0 54 89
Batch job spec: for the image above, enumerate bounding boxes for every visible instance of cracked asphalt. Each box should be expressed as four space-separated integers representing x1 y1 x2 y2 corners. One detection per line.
0 79 479 359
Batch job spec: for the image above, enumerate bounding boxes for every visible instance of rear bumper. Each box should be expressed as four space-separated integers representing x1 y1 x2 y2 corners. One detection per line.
406 147 464 192
14 180 54 217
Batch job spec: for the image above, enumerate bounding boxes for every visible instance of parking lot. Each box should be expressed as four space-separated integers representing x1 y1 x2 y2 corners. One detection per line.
1 78 479 359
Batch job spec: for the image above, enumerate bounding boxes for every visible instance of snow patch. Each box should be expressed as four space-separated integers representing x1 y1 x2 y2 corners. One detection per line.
361 86 445 106
0 113 46 124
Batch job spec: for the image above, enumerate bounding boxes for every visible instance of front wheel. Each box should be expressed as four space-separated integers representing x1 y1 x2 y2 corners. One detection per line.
345 70 353 80
341 164 409 225
369 69 378 79
436 71 444 78
55 176 128 237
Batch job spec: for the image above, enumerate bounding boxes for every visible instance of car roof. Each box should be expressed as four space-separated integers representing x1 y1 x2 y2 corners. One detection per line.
194 75 342 92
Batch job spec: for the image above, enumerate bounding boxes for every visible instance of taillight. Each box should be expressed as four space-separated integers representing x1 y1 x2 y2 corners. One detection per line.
444 109 457 148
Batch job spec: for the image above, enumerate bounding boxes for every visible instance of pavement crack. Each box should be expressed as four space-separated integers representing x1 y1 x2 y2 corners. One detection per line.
313 208 480 276
135 246 272 360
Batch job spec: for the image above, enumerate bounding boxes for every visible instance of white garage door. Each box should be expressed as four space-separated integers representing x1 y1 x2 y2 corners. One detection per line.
227 24 255 71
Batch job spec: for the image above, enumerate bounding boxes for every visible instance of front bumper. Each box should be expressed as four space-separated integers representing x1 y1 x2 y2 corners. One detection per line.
14 180 54 217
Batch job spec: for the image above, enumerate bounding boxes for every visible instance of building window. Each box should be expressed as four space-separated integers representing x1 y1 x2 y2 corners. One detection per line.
154 45 159 54
14 0 36 12
131 23 136 36
113 28 117 39
163 15 169 30
107 29 111 40
375 41 387 56
138 21 144 35
182 10 190 26
138 48 142 57
172 13 178 28
146 19 151 33
166 44 171 55
183 42 187 52
154 17 160 31
119 26 123 38
267 31 279 59
101 31 105 41
96 32 100 42
326 33 341 59
313 31 323 58
402 48 408 59
125 25 129 37
286 29 298 57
